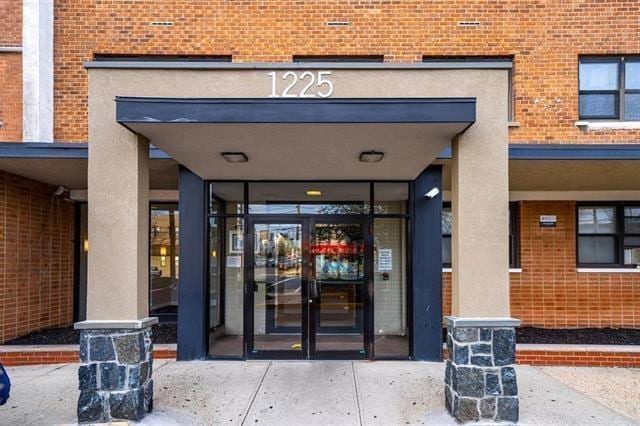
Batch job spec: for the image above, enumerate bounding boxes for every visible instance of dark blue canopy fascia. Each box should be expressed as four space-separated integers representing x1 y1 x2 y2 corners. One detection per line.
1 142 638 161
0 142 170 159
115 97 477 124
437 144 640 160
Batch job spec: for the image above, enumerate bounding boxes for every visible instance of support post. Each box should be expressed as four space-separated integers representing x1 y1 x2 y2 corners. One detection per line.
446 86 520 422
177 167 208 361
75 109 155 422
411 165 443 361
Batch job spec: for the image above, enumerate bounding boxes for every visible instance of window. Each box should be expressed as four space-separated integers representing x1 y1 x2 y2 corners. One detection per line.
579 56 640 120
442 202 519 268
578 203 640 267
150 203 180 320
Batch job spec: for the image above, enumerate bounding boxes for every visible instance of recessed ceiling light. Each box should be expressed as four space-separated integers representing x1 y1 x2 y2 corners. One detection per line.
221 152 248 163
306 190 322 196
359 151 384 163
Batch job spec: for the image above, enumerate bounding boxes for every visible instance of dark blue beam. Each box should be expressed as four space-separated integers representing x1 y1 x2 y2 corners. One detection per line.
437 144 640 160
115 97 476 124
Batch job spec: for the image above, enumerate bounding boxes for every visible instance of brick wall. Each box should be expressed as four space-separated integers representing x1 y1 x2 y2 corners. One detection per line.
52 0 640 143
444 200 640 328
0 53 23 141
0 171 75 344
0 0 23 141
0 0 22 46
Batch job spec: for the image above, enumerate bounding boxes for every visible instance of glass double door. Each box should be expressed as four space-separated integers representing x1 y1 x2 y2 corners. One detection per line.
248 217 370 359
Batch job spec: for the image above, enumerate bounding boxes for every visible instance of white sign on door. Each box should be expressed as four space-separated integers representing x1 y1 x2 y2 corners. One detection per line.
378 249 393 271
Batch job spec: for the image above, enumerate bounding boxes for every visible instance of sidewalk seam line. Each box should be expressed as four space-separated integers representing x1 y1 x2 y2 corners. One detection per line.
351 361 364 426
241 361 271 426
9 363 69 388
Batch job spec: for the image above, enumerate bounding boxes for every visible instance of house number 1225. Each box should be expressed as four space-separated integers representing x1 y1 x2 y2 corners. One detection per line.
268 71 334 98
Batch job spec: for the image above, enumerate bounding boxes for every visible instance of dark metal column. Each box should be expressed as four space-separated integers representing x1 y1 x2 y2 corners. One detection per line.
411 165 443 361
177 167 208 360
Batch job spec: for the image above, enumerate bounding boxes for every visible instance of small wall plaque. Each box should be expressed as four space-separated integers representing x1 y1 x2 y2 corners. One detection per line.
539 215 557 227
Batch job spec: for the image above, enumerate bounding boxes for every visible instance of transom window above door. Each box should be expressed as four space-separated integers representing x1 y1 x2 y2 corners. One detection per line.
579 56 640 120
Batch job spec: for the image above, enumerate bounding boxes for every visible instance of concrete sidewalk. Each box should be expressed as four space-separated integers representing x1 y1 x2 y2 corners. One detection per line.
0 361 638 425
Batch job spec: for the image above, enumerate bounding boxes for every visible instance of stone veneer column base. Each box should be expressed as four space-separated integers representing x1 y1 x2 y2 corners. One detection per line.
76 326 154 423
444 316 521 423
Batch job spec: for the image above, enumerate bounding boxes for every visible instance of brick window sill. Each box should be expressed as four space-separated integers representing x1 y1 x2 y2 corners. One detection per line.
575 120 640 130
577 268 640 274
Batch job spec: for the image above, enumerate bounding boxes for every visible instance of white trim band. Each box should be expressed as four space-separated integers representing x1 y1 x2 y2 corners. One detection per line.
577 268 640 274
0 46 22 53
74 317 159 330
575 120 640 130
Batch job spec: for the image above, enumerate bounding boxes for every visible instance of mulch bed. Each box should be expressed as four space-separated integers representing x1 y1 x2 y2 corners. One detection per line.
516 327 640 345
3 325 639 346
3 323 178 345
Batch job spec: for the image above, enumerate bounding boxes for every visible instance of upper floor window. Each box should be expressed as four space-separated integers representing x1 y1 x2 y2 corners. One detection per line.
579 56 640 121
442 202 519 268
577 203 640 268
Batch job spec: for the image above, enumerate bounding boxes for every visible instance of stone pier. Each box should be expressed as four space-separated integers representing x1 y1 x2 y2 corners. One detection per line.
77 326 155 423
444 317 521 423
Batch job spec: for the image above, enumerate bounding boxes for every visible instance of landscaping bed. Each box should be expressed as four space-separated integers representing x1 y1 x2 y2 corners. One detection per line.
3 323 178 345
516 327 640 345
3 325 639 346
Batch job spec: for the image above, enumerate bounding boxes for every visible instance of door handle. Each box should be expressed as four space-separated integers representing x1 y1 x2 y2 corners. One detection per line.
309 279 317 300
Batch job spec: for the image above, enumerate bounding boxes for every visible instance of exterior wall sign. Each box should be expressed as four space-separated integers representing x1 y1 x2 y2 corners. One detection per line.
539 215 557 227
268 71 333 98
378 248 393 271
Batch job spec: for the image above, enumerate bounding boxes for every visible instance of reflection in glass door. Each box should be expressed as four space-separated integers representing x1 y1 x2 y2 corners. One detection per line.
248 218 369 359
310 221 366 358
251 222 305 355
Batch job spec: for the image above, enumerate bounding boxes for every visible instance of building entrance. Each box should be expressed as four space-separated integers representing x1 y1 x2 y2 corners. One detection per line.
248 217 370 359
206 181 415 361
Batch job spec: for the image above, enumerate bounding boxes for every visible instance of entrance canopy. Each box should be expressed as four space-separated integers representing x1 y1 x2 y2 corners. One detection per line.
116 97 475 180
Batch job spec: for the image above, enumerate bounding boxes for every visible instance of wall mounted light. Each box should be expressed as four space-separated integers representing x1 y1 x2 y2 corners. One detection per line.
221 152 248 163
306 190 322 196
359 151 384 163
83 239 89 253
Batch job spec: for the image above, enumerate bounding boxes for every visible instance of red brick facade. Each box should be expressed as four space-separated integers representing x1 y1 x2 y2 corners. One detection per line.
0 53 23 141
0 0 22 46
0 171 75 344
0 1 639 344
444 200 640 328
51 0 640 143
0 0 22 142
